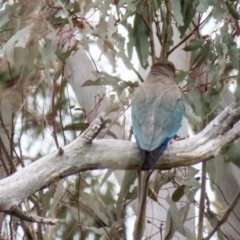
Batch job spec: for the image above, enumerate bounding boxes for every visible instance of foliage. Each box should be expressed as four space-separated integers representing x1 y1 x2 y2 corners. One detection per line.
0 0 240 239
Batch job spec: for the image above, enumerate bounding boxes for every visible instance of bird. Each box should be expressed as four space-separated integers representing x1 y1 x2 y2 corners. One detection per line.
131 61 185 170
131 61 185 239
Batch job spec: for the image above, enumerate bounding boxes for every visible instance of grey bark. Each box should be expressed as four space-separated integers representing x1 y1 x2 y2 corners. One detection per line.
0 102 239 214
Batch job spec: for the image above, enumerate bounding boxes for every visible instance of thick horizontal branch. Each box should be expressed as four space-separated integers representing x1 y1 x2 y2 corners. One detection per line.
0 103 240 214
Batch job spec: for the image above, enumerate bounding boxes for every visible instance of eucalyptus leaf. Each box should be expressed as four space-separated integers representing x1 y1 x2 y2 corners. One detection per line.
147 186 158 202
172 185 185 202
166 196 185 233
81 192 109 225
229 46 239 69
183 177 201 188
183 39 204 51
63 122 89 131
192 43 211 69
196 0 214 12
133 14 149 68
87 226 110 235
184 102 201 128
174 70 187 83
2 23 34 65
116 171 136 219
170 0 183 25
100 170 114 187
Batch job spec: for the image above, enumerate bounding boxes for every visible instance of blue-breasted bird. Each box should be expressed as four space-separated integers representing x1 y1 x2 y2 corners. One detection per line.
131 61 185 170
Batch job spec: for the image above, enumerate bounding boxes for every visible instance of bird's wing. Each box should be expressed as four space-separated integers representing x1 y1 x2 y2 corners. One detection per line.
131 85 155 150
132 84 184 151
151 85 184 150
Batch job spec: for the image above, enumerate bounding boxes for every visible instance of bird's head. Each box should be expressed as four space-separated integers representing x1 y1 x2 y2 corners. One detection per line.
151 61 176 74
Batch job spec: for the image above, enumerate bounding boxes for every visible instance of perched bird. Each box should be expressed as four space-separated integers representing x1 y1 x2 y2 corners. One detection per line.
131 61 185 170
132 61 185 239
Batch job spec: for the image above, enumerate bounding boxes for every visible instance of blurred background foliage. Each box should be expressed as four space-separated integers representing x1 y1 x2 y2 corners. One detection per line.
0 0 240 239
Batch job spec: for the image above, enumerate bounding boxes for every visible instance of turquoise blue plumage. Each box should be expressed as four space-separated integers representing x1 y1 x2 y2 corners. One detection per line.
131 61 184 170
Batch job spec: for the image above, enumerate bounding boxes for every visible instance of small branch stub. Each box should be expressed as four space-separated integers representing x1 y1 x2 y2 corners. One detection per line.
81 113 106 143
9 206 65 225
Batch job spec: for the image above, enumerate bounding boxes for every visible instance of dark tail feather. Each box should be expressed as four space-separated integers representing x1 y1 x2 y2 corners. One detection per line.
140 141 169 170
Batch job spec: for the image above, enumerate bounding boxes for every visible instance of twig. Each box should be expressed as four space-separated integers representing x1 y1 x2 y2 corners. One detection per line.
59 64 67 146
153 1 162 46
9 206 65 225
167 10 212 57
0 137 16 173
147 0 156 63
135 11 151 32
197 161 207 239
160 0 171 60
167 24 199 57
51 80 59 149
81 112 106 143
132 67 144 83
203 190 240 240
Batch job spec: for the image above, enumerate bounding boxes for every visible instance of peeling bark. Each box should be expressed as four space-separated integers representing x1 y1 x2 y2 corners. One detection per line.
0 103 239 220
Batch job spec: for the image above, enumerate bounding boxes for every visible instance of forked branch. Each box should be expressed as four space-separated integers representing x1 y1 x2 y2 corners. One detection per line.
0 103 240 223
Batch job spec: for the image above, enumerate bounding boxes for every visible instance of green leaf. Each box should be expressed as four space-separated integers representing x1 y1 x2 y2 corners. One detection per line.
186 166 199 178
87 226 110 235
42 39 57 62
165 200 195 240
205 210 218 229
81 192 109 225
166 196 185 233
147 186 158 202
105 103 120 115
183 39 204 51
55 45 77 62
229 46 239 69
172 185 185 202
174 70 187 83
213 4 223 21
116 171 136 219
184 102 201 128
196 0 214 12
221 27 235 47
2 23 34 65
150 172 171 195
63 123 89 131
107 15 117 41
127 23 135 61
126 186 138 199
106 129 118 139
117 34 133 69
100 170 114 187
192 43 211 69
206 159 216 189
67 206 80 221
0 14 9 29
183 177 201 188
178 1 195 38
170 0 183 25
133 14 149 68
222 139 240 168
81 75 119 87
235 72 240 101
227 4 239 20
127 1 136 12
55 0 73 28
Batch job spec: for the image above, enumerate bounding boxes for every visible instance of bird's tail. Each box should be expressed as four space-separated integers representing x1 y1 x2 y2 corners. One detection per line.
140 140 169 170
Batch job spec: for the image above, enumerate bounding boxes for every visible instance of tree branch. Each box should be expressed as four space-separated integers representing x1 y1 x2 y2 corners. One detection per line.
0 103 240 219
203 189 240 240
